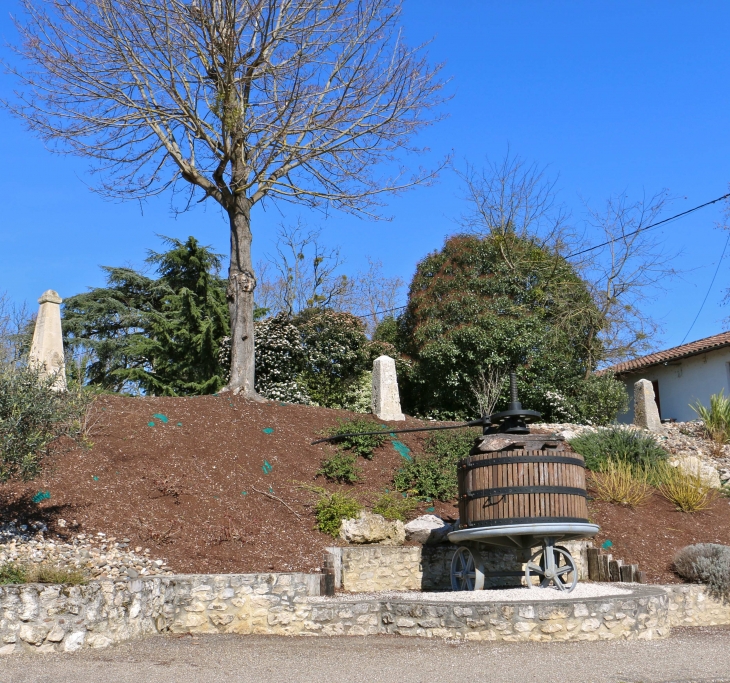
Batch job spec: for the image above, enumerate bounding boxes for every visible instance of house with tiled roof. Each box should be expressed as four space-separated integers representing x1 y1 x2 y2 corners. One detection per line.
601 331 730 423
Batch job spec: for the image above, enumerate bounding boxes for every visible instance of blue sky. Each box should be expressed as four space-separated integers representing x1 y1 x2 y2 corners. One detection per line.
1 1 729 350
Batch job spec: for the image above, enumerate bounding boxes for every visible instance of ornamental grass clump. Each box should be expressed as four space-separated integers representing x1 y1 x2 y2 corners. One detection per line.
324 417 387 459
314 491 362 537
657 462 718 513
590 460 652 508
692 391 730 455
674 544 730 601
568 426 668 472
0 562 87 586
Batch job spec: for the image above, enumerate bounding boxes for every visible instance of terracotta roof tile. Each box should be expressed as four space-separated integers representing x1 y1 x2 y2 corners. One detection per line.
600 331 730 375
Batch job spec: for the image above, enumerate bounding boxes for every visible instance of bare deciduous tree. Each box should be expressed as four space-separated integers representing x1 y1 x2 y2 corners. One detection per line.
0 292 32 366
458 153 574 254
5 0 444 396
578 191 677 372
458 154 678 373
348 257 404 337
471 366 507 417
258 221 351 317
256 226 403 337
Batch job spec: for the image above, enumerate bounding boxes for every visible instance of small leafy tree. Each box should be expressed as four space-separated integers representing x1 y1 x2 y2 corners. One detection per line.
0 364 91 482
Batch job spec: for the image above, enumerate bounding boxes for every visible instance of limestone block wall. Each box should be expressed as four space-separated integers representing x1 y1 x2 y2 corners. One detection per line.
0 572 321 655
663 584 730 627
374 587 670 642
1 571 728 654
326 541 591 593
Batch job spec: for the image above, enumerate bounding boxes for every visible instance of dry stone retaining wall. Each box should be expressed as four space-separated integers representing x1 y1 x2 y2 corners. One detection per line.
663 584 730 627
0 573 321 654
1 572 728 653
326 542 590 593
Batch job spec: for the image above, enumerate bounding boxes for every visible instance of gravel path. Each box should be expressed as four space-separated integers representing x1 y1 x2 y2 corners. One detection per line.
315 583 632 603
3 628 730 683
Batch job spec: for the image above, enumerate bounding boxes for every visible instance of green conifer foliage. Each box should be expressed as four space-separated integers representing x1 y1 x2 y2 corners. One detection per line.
63 237 229 395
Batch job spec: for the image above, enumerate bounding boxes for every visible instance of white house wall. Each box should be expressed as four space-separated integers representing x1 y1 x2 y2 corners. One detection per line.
617 347 730 423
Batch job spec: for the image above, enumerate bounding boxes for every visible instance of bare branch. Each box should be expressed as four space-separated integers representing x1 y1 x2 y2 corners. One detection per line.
6 0 445 213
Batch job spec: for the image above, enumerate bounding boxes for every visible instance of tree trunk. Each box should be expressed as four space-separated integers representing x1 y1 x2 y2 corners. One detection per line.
225 195 261 399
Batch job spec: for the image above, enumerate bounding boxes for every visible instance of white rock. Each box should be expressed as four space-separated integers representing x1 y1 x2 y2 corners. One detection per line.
670 454 721 488
404 515 450 545
63 631 86 652
339 511 405 545
28 289 66 392
86 634 113 649
371 356 405 421
0 644 16 655
19 624 49 646
633 379 662 432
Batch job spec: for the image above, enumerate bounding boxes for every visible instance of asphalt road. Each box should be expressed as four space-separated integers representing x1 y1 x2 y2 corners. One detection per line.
4 628 730 683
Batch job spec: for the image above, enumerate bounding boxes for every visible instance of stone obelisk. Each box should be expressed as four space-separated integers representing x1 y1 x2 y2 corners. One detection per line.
29 290 67 392
371 355 405 421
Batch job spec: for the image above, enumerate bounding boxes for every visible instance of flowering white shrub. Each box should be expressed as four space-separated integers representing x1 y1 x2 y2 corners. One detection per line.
544 389 580 424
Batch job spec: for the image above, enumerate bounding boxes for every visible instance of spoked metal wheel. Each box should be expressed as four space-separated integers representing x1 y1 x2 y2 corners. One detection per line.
450 546 485 591
525 541 577 592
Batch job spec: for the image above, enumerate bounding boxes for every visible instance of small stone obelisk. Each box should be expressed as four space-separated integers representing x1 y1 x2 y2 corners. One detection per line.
29 290 67 392
633 379 661 431
371 355 405 421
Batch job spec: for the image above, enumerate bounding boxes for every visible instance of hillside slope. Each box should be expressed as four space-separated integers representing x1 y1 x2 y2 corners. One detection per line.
3 395 730 582
0 396 451 574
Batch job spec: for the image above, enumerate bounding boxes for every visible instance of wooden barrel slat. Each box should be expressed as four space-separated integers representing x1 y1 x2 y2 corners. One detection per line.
459 436 589 529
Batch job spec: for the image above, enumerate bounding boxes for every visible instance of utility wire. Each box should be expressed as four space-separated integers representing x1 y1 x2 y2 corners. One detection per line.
353 192 730 321
566 193 730 259
679 230 730 345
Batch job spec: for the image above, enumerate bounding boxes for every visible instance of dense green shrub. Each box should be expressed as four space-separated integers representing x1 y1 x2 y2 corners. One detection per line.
296 309 371 410
0 365 92 481
372 492 420 521
397 234 604 420
314 492 362 537
0 563 27 585
393 428 478 501
317 452 361 484
324 417 388 459
568 426 668 472
568 374 629 426
674 544 730 601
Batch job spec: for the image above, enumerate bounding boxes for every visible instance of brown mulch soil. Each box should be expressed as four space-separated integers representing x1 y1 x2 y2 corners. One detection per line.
589 491 730 584
2 395 728 583
0 396 459 575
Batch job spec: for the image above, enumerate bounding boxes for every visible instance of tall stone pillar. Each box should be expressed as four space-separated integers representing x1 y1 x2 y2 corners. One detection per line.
371 355 405 421
29 290 67 392
633 379 661 431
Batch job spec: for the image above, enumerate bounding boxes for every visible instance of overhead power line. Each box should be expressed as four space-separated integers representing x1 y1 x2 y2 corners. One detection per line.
566 193 730 259
354 192 730 321
680 230 730 345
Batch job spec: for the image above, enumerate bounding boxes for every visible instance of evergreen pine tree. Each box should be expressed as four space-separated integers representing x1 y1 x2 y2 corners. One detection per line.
63 237 229 395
